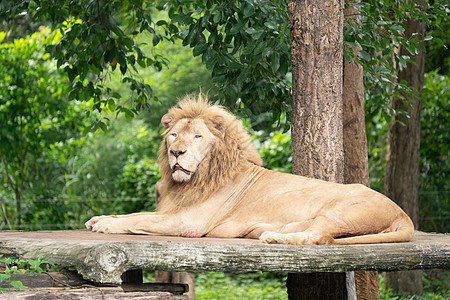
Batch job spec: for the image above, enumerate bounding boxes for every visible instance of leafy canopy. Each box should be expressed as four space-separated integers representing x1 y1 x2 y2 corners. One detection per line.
1 0 447 130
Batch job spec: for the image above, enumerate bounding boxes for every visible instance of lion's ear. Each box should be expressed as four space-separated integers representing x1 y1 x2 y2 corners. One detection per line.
161 114 173 130
211 115 228 135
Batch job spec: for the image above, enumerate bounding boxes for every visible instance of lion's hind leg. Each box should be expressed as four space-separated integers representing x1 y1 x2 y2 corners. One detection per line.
259 215 341 245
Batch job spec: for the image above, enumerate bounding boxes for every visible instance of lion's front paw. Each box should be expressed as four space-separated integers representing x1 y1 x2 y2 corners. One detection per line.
85 216 105 230
85 215 127 234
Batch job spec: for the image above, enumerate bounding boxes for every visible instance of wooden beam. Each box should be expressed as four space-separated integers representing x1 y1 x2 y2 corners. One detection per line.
2 289 187 299
0 272 188 295
0 230 448 285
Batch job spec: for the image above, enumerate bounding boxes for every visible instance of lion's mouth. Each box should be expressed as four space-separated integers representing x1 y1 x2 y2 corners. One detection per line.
173 163 191 175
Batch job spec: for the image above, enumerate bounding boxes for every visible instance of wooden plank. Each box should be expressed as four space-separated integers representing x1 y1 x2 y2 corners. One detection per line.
0 272 188 295
0 230 448 285
1 289 188 299
0 270 89 289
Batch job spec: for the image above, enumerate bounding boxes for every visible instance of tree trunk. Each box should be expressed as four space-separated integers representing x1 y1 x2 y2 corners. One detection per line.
15 188 21 229
384 0 427 296
289 0 346 299
343 2 379 299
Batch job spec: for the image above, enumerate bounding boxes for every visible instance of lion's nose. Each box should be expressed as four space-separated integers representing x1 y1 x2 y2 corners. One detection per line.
170 150 186 158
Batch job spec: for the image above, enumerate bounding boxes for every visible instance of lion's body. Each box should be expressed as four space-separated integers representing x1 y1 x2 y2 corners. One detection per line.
86 95 414 245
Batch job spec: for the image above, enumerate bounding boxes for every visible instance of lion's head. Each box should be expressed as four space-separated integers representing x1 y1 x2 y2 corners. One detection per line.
156 94 262 211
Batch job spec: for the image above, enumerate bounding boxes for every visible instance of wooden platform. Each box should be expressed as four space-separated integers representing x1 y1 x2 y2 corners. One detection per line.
0 230 449 285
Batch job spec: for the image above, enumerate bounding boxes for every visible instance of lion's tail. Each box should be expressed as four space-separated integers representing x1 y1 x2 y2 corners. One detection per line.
333 217 415 245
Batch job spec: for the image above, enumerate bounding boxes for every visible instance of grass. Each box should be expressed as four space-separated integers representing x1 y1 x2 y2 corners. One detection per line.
195 272 288 300
189 271 449 299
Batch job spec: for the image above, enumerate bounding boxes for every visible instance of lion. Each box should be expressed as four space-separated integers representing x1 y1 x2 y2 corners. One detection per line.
85 94 414 245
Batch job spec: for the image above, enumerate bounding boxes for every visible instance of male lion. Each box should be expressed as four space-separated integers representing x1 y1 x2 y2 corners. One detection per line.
86 94 414 245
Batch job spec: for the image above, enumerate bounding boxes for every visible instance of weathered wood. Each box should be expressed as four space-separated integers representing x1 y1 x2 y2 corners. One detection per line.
0 269 188 295
0 230 448 285
0 276 187 295
0 269 89 289
2 289 187 299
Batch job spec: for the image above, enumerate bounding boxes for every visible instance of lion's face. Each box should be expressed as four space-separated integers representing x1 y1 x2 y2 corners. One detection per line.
165 118 217 182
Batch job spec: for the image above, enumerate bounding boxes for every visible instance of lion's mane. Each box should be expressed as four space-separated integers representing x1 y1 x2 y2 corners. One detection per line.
156 94 262 213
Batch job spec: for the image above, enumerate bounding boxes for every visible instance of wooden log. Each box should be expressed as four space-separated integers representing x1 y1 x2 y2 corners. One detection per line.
1 289 188 299
0 230 448 285
0 269 88 289
0 270 188 295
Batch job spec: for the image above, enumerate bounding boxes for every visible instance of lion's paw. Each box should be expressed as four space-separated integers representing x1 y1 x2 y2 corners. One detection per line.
85 216 127 234
85 216 104 230
259 231 290 244
260 231 333 245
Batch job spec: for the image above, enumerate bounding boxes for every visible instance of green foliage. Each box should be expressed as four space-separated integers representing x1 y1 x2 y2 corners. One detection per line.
418 71 449 233
379 271 450 299
62 118 161 223
0 27 214 230
115 28 216 127
163 0 292 126
195 272 288 300
425 7 450 75
366 110 388 192
1 0 185 129
176 271 449 300
365 71 449 233
3 0 446 131
0 255 60 291
0 27 83 227
249 116 292 173
347 0 448 120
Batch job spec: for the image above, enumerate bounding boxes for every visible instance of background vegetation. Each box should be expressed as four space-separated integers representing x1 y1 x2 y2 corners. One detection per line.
0 0 448 298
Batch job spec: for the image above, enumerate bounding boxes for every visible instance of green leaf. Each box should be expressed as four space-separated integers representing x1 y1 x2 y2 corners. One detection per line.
193 42 208 57
230 22 246 35
242 44 256 55
359 50 371 61
205 55 219 69
107 99 115 111
433 38 446 48
10 281 27 290
153 33 160 46
279 55 289 77
381 48 391 56
271 52 280 73
254 41 267 55
245 27 257 34
98 121 107 132
0 274 11 282
343 49 352 62
243 3 255 17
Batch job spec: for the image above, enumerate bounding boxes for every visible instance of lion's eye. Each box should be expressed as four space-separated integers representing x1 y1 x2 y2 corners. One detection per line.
194 134 203 140
170 132 178 138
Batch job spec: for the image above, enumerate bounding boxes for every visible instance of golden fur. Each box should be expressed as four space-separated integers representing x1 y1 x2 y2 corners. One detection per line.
86 94 414 245
156 94 262 213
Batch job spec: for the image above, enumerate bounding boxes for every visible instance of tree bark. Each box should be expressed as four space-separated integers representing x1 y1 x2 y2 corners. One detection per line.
289 0 346 298
290 0 344 182
343 2 379 299
384 0 427 296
